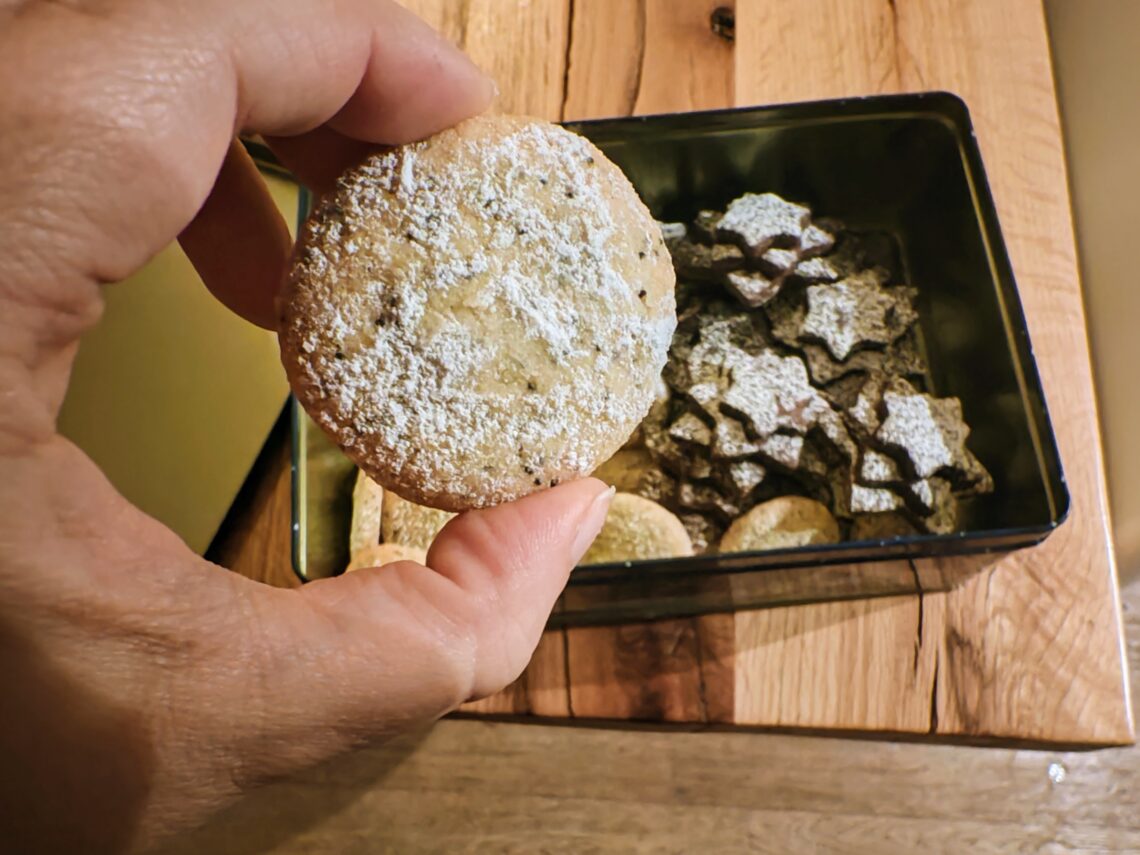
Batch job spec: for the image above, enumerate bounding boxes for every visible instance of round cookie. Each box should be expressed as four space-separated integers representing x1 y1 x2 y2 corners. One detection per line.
620 375 670 450
280 114 677 512
594 444 677 505
348 469 384 555
850 511 918 542
718 496 840 553
591 447 657 493
580 492 693 565
381 490 455 550
345 542 427 573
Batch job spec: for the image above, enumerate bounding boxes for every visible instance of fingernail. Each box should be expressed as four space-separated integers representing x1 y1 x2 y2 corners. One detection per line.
477 72 499 110
570 485 616 564
452 48 498 108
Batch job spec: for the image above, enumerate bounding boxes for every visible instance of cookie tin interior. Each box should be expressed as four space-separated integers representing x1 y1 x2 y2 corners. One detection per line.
289 93 1068 625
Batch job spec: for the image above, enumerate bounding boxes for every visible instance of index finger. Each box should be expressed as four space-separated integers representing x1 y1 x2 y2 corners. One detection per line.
0 0 494 383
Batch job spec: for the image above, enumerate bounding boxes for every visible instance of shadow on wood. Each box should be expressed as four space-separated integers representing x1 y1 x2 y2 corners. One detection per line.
156 728 431 855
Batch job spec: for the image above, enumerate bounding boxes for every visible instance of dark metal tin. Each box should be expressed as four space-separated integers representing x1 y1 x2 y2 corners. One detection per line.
288 93 1068 625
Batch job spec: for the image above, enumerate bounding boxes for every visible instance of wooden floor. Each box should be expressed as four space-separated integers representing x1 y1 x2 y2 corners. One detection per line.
159 574 1138 854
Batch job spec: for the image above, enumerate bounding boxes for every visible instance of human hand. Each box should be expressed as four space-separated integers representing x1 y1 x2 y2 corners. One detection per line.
0 1 613 851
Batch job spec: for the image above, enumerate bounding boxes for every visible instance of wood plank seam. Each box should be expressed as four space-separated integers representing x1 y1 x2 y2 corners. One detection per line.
560 623 575 718
627 0 647 115
559 0 576 121
558 0 577 722
907 559 943 735
693 623 711 723
455 1 471 50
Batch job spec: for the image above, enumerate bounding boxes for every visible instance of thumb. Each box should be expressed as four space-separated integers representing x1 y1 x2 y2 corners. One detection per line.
223 479 613 779
423 478 616 699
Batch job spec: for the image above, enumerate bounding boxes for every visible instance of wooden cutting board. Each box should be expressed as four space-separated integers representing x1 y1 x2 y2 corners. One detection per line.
218 0 1133 746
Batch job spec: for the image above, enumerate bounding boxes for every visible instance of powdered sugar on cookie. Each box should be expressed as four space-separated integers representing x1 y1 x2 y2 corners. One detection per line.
280 115 676 510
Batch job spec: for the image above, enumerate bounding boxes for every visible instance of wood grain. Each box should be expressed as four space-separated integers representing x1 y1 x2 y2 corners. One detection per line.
562 0 734 120
216 0 1132 745
738 0 902 99
735 594 937 731
730 0 1132 742
899 0 1129 745
208 410 297 590
402 0 571 119
160 580 1140 855
461 629 571 717
558 0 738 725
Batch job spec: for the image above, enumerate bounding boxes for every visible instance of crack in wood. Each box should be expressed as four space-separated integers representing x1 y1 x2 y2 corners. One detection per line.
907 559 941 732
558 0 576 121
884 0 926 90
907 559 924 675
945 626 984 733
665 624 687 658
878 0 901 91
561 625 575 717
692 619 710 724
516 659 531 715
456 0 471 50
626 0 647 116
928 654 940 734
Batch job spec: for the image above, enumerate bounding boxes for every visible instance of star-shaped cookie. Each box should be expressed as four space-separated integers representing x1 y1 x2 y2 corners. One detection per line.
692 209 723 243
723 459 768 498
849 483 905 514
799 220 838 258
677 480 741 520
670 239 745 281
725 269 785 308
667 411 713 447
716 192 811 256
710 417 805 470
656 221 688 243
721 350 830 438
801 274 918 360
801 331 925 386
876 390 972 479
678 511 724 554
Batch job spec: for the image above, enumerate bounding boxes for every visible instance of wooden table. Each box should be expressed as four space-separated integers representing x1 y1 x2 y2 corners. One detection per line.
217 0 1132 747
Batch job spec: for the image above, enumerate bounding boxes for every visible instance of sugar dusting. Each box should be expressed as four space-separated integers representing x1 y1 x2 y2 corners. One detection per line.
282 117 676 509
717 192 811 253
